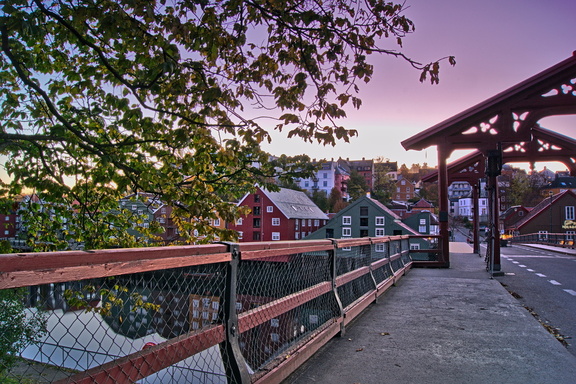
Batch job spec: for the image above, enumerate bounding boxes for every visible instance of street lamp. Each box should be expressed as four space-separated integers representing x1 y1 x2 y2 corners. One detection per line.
549 190 553 240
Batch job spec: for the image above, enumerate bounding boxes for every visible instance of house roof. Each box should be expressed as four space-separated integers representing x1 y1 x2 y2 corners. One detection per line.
412 199 434 208
511 190 576 229
260 187 329 220
121 192 165 213
547 176 576 189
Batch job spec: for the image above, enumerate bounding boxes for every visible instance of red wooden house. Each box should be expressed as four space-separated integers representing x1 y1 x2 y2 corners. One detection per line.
229 187 329 242
509 190 576 238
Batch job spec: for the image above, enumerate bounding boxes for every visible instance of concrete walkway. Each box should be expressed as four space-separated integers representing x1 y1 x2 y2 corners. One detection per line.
285 243 576 384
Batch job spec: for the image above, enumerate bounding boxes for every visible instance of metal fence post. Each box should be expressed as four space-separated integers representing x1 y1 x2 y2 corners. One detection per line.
329 239 345 336
368 240 379 303
220 242 251 384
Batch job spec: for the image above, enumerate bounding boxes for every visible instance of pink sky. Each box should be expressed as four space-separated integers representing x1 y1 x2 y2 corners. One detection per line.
2 0 575 185
262 0 576 171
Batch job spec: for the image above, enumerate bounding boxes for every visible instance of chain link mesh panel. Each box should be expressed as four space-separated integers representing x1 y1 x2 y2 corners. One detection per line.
1 263 232 383
236 251 339 373
371 243 394 285
335 246 374 309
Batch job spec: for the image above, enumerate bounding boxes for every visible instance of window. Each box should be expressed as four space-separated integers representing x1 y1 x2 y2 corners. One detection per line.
566 231 575 240
360 229 369 237
538 230 548 240
342 227 351 236
161 208 166 214
401 180 405 185
305 181 309 187
323 172 328 178
566 206 575 220
323 181 328 187
410 243 420 250
4 216 8 221
132 204 137 210
419 225 427 233
253 232 261 240
272 218 280 226
213 219 220 227
396 187 400 192
314 219 319 226
272 232 280 241
4 230 8 235
375 228 385 237
253 206 261 215
405 187 410 192
360 206 368 216
267 206 273 212
254 194 260 202
342 216 351 225
236 218 243 225
360 217 369 226
295 232 300 239
375 243 385 253
253 218 261 228
295 219 299 230
238 231 243 240
159 218 165 224
375 216 385 226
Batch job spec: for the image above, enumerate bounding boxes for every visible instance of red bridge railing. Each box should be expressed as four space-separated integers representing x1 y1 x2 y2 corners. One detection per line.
0 235 435 383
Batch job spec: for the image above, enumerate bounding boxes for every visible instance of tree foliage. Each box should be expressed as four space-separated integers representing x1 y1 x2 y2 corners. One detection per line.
0 0 453 249
310 189 329 213
508 170 546 207
0 288 47 374
372 162 396 203
347 169 369 201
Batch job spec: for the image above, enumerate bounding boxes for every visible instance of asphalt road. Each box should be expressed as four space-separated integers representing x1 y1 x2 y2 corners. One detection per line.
493 244 576 357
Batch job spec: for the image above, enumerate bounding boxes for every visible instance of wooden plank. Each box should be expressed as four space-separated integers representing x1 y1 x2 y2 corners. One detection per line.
0 253 231 289
54 325 226 384
0 244 229 272
241 245 333 261
335 266 370 287
238 281 332 333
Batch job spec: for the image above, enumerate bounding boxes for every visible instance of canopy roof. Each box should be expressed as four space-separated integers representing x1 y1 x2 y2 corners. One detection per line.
421 125 576 183
402 52 576 153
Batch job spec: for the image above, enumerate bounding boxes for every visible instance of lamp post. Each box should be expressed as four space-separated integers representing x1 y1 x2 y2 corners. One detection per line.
485 146 503 276
549 190 553 241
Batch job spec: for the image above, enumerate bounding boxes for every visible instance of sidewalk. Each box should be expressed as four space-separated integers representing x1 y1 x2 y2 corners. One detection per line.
285 242 576 384
520 242 576 256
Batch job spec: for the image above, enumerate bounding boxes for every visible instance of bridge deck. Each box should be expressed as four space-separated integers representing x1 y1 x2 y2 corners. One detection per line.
285 243 576 384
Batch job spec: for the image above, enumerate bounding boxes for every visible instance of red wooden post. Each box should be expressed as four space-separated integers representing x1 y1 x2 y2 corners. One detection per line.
437 144 450 267
473 183 480 254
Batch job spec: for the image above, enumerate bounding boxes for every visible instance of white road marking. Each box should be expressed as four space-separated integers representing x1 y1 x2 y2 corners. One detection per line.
512 261 519 264
527 269 535 272
519 265 526 268
535 273 547 277
507 256 560 259
563 289 576 296
549 280 562 286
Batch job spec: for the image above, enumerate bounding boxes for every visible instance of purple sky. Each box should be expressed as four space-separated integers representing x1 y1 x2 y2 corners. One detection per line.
262 0 576 171
2 1 575 186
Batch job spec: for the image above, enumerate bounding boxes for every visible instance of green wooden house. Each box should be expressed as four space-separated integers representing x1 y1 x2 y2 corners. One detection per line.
305 195 428 250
